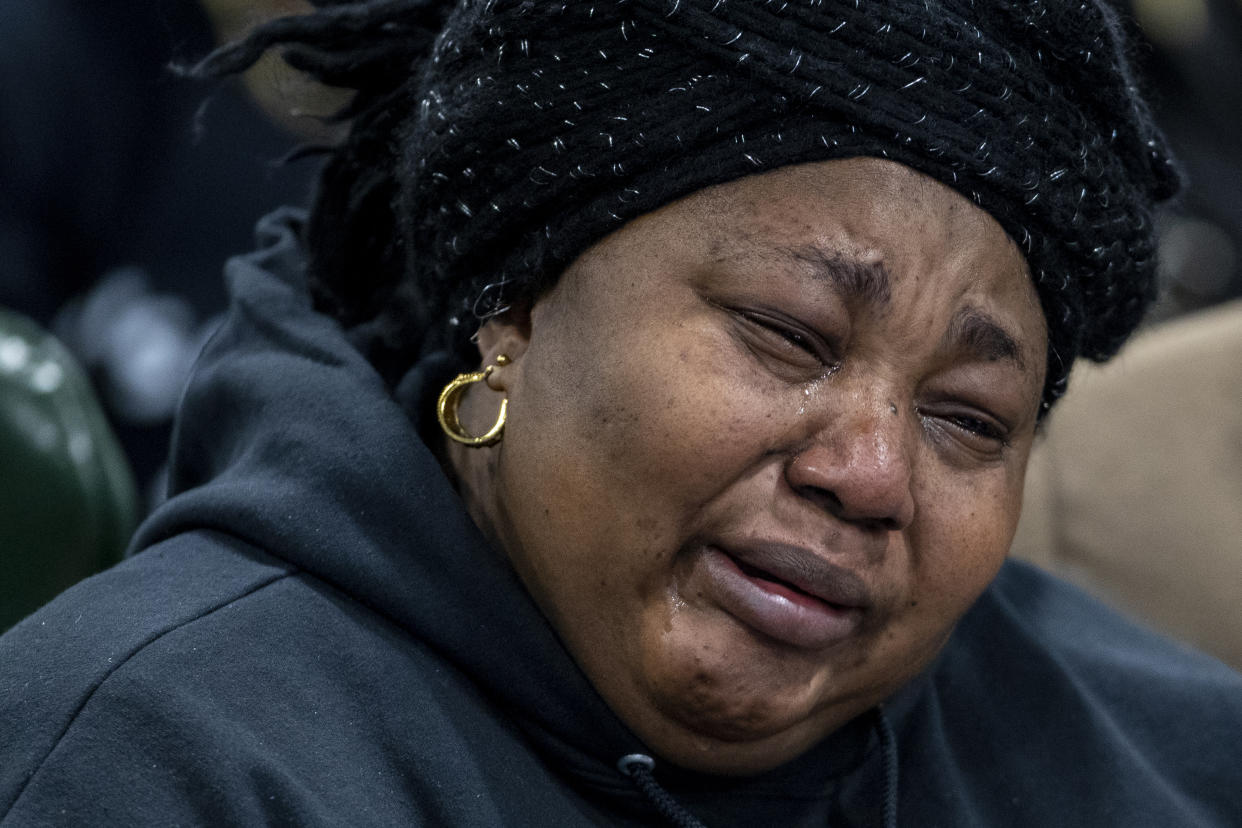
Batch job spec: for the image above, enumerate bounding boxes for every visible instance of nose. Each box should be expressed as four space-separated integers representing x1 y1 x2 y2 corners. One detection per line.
784 396 916 532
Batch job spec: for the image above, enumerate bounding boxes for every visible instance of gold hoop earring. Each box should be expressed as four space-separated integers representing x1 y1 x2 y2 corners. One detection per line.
437 354 511 447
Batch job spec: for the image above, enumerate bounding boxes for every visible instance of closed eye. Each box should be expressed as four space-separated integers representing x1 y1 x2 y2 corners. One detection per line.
744 312 815 353
732 309 838 379
943 413 1007 444
918 403 1012 461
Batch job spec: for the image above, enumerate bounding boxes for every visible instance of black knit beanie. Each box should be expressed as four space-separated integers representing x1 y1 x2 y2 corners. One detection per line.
205 0 1180 411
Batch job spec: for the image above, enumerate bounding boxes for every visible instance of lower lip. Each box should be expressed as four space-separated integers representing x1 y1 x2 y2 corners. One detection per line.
698 546 863 650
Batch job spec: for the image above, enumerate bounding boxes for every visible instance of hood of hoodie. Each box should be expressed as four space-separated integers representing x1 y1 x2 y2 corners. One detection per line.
130 209 900 822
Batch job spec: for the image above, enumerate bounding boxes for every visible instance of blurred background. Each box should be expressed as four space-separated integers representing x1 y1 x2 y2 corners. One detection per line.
0 0 328 629
1 0 330 500
1128 0 1242 322
1 0 1240 652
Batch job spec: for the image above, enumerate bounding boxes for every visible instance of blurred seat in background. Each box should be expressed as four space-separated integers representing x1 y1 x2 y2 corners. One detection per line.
0 308 137 633
0 0 317 500
1012 300 1242 671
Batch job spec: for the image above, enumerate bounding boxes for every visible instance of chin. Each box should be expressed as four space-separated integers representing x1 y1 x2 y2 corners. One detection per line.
641 691 840 776
633 606 872 773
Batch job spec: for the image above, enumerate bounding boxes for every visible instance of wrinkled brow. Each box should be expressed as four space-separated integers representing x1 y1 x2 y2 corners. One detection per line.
782 244 892 306
945 307 1025 370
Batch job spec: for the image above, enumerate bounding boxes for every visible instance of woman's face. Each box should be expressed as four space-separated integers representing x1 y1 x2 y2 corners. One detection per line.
456 157 1047 774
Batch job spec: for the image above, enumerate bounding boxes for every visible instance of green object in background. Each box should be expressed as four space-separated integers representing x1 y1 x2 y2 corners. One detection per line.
0 307 138 632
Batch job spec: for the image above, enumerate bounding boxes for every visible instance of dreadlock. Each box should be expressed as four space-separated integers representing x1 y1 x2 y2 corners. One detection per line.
195 0 451 378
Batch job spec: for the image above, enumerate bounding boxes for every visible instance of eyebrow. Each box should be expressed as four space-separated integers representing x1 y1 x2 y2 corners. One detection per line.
713 238 893 306
717 239 1028 370
781 244 893 306
943 307 1026 370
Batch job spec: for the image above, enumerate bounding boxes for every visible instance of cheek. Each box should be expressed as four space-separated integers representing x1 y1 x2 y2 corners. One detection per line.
497 330 708 571
905 464 1023 623
834 473 1020 698
497 319 795 620
558 326 774 513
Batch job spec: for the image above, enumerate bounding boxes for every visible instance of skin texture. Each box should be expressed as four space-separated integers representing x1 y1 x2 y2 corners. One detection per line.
446 157 1048 775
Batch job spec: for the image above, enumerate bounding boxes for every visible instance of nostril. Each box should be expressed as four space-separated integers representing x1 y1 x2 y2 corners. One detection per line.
868 514 903 534
791 481 845 516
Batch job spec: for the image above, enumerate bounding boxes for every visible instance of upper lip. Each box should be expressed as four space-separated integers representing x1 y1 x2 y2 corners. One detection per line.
717 540 873 609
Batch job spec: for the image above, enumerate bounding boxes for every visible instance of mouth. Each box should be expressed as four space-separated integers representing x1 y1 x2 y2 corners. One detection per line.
697 543 868 650
731 556 847 608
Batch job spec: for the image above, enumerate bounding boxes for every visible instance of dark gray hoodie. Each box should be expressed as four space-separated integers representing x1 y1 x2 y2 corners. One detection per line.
2 211 1240 827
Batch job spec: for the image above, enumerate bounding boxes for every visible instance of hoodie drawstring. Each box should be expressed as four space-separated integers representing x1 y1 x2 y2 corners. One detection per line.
617 754 708 828
617 706 898 828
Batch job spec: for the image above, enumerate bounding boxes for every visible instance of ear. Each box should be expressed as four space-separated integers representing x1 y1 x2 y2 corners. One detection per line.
475 305 531 391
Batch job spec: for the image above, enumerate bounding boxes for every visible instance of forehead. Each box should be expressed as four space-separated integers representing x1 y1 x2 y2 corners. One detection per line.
599 156 1048 378
691 158 1021 268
